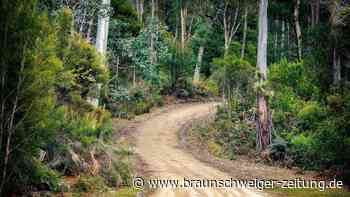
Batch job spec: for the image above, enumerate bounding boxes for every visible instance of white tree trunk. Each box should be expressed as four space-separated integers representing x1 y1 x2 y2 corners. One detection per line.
333 47 341 86
135 0 144 24
96 0 110 54
294 0 302 60
223 4 241 56
256 0 271 153
91 0 110 107
193 46 204 83
180 4 187 50
241 6 248 59
150 0 156 64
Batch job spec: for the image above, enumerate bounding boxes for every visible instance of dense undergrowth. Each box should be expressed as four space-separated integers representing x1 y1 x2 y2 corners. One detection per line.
0 3 133 195
194 57 350 187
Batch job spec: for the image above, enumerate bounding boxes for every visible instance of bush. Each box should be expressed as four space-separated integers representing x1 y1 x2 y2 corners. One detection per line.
297 101 326 131
290 134 315 168
195 106 256 160
268 137 288 162
74 175 108 192
32 161 63 192
106 83 163 118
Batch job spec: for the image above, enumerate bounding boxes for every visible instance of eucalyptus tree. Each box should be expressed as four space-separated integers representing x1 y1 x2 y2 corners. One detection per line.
294 0 302 60
240 0 255 59
256 0 272 152
212 0 242 56
328 0 350 86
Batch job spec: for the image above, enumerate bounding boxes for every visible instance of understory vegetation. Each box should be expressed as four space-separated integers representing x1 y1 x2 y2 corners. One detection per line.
1 0 350 196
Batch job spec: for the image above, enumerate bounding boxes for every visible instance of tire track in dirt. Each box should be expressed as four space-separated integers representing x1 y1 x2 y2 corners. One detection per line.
134 102 266 197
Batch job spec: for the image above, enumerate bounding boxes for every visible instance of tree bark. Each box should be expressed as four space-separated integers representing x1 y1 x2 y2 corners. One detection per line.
241 5 248 59
274 19 278 61
333 47 341 86
135 0 144 24
93 0 111 107
180 3 187 50
287 22 290 59
315 0 320 25
193 46 204 83
96 0 110 54
150 0 156 64
256 0 272 153
311 0 320 27
223 3 241 56
86 18 94 43
281 19 285 58
294 0 302 60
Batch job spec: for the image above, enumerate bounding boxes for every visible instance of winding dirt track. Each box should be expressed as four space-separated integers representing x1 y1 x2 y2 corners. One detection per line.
135 103 265 197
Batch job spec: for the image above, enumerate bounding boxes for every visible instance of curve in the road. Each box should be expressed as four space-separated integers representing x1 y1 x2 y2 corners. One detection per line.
135 103 265 197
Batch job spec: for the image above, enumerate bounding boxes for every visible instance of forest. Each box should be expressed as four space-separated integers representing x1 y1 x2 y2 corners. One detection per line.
1 0 350 196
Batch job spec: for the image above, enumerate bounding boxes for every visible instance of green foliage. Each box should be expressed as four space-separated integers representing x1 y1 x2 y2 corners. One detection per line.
111 0 138 25
161 41 195 94
116 187 141 197
269 59 320 99
269 59 350 173
0 2 117 194
212 55 256 109
289 134 315 167
195 106 256 160
32 160 62 192
297 102 326 131
74 175 108 192
106 83 162 118
0 0 65 193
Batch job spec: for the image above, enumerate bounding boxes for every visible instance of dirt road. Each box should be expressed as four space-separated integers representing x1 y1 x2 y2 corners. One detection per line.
134 103 265 197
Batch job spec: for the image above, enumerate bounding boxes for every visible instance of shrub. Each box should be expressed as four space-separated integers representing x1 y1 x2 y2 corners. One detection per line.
32 160 62 192
297 101 327 131
268 137 288 162
290 134 315 168
74 175 108 192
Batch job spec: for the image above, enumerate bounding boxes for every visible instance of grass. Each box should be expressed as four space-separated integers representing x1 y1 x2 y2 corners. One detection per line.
115 187 140 197
266 188 350 197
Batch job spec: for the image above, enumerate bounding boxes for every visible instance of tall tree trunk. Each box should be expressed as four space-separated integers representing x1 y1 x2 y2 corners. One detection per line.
287 22 290 59
273 19 278 61
311 0 321 27
86 18 94 43
96 0 110 54
150 0 156 64
93 0 110 107
133 65 136 87
135 0 144 24
256 0 272 153
241 6 248 59
333 47 341 86
180 3 187 50
193 46 204 83
223 4 241 56
281 19 285 57
315 0 320 25
294 0 302 60
224 10 229 55
311 1 315 27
